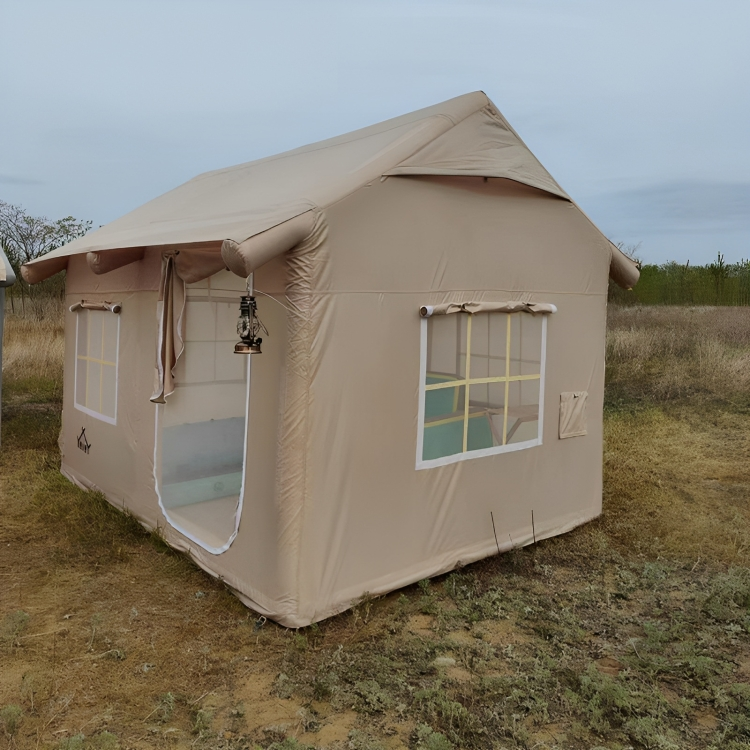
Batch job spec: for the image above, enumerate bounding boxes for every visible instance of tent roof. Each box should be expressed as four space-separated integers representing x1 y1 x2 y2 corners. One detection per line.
26 91 571 267
0 248 16 287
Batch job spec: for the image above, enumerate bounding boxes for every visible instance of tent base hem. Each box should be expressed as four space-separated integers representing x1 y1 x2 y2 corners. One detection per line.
262 507 602 628
60 467 599 628
59 462 294 622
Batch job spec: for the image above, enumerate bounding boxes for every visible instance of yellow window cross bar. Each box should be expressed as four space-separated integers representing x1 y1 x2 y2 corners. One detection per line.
424 373 540 391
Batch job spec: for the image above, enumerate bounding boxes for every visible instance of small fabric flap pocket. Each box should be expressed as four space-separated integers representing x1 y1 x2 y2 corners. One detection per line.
559 391 588 439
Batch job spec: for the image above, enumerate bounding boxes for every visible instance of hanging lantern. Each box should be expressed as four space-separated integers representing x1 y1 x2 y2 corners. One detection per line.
235 276 268 354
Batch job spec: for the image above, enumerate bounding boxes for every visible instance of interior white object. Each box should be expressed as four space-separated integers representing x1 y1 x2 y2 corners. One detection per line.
74 309 119 424
417 311 546 468
154 272 250 553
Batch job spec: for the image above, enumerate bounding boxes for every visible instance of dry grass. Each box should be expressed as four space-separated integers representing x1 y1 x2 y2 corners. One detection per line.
2 299 65 401
1 304 750 750
607 305 750 404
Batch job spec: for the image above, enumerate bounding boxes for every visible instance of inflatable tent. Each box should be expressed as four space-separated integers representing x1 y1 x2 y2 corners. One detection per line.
22 92 639 627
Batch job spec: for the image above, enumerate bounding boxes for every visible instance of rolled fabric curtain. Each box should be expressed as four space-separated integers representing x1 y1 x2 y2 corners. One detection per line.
69 300 122 314
150 253 186 404
419 301 557 317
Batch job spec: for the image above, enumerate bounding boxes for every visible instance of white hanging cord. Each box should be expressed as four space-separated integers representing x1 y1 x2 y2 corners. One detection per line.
254 288 296 314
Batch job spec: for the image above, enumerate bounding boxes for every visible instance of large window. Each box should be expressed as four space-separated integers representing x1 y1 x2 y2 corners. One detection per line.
74 309 120 424
417 311 547 468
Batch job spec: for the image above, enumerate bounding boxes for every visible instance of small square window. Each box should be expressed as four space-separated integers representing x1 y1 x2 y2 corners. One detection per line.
74 309 119 424
417 311 547 469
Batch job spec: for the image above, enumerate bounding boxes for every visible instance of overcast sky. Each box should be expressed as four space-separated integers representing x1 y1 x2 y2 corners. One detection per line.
1 0 748 265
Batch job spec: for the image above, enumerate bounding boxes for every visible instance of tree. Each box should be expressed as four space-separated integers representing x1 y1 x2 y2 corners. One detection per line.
0 200 91 276
0 200 92 314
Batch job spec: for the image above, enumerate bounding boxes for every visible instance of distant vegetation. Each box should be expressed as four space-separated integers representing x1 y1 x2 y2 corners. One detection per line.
0 199 91 317
610 252 750 306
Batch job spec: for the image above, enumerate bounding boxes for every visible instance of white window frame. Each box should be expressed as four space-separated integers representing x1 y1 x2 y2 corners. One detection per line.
416 313 548 470
73 310 120 426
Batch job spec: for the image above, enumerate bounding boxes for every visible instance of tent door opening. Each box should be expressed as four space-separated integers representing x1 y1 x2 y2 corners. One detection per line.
154 285 249 553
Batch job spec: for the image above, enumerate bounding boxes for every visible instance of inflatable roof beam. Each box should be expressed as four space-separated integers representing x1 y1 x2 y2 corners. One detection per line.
20 255 68 285
222 211 317 278
609 244 640 290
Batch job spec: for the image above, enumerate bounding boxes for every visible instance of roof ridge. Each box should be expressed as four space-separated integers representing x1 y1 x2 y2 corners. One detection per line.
192 92 490 183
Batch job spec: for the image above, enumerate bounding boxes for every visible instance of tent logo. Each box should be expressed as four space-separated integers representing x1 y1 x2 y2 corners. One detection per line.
77 427 91 454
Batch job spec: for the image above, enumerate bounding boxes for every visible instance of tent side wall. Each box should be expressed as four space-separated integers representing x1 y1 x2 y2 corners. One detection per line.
61 253 162 516
294 176 610 625
60 252 295 619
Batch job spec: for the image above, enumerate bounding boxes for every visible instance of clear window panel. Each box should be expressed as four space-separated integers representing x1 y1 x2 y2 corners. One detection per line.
420 311 544 464
215 341 245 381
77 312 88 357
510 314 542 377
103 315 118 363
86 361 102 413
184 297 216 342
180 340 215 383
428 313 466 382
75 358 87 406
422 385 465 460
215 301 239 342
101 365 117 419
468 383 504 451
506 377 540 445
88 310 103 361
469 312 508 381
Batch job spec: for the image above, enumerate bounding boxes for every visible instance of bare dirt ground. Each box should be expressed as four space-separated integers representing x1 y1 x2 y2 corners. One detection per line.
2 304 750 750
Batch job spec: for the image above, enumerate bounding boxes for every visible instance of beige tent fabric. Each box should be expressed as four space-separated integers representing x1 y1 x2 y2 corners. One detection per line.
420 301 557 317
87 247 145 275
559 392 588 438
67 250 162 295
21 254 68 284
50 172 614 629
386 105 568 199
36 94 635 628
222 211 317 278
609 244 641 289
150 254 186 404
273 211 329 620
174 245 226 284
21 91 581 285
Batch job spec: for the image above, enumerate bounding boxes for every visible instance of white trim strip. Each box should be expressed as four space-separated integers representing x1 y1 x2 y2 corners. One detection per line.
415 317 428 470
417 437 541 470
538 314 548 445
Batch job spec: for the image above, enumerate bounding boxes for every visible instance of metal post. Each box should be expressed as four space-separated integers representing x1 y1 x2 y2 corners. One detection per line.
0 286 4 448
0 249 17 450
